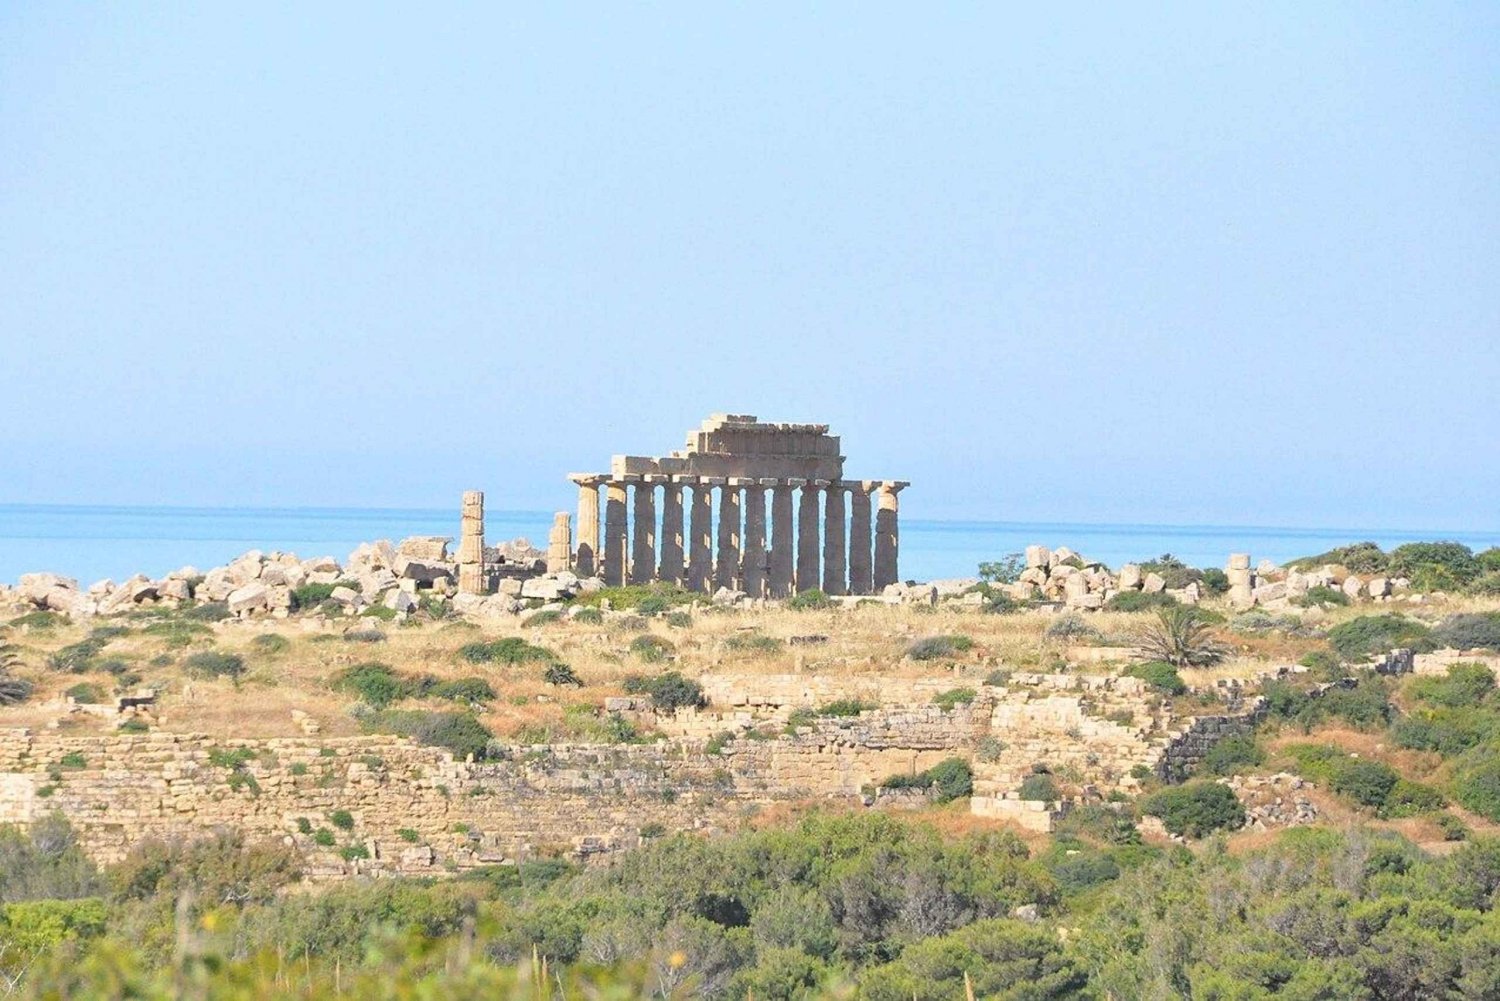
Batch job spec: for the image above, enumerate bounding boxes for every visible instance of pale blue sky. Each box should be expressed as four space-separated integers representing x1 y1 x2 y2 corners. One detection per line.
2 4 1496 529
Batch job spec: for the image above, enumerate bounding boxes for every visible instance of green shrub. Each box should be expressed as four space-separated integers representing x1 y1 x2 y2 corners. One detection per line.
522 609 564 628
1293 585 1351 608
8 610 63 630
1297 649 1344 681
542 663 582 687
984 668 1012 687
361 710 494 760
628 634 675 663
1142 782 1246 837
724 632 783 653
429 677 496 704
290 583 341 610
1436 813 1470 841
1137 606 1225 667
572 607 605 625
183 650 245 680
879 757 973 803
1391 707 1495 756
1288 542 1388 573
818 699 875 717
663 611 691 628
787 589 834 610
573 583 693 611
1383 779 1446 818
1045 615 1099 641
1452 745 1500 821
1389 541 1480 588
906 635 973 661
1106 590 1178 612
1201 735 1263 776
621 671 704 712
343 627 387 642
1471 571 1500 596
1432 613 1500 652
47 638 106 673
335 662 408 708
339 844 369 861
117 718 149 734
1125 661 1186 695
250 633 290 654
1017 772 1059 801
1326 614 1433 661
184 601 231 622
1199 568 1230 595
330 809 355 831
1410 662 1496 708
64 682 106 704
932 687 977 710
59 752 87 769
397 828 419 843
458 637 555 665
312 828 336 847
977 554 1025 584
1330 759 1399 809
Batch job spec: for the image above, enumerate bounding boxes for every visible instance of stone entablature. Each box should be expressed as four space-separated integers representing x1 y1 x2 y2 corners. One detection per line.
570 415 909 596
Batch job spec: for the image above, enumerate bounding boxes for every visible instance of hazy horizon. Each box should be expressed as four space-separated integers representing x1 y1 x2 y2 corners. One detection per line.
3 6 1496 528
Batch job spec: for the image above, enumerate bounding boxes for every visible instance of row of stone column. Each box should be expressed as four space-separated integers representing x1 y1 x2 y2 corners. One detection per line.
569 475 906 597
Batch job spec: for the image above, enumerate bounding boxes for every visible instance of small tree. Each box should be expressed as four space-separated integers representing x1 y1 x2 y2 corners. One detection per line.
1137 606 1226 668
977 553 1025 585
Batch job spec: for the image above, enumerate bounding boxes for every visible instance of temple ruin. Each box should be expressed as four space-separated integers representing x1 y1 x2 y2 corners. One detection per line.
568 414 908 596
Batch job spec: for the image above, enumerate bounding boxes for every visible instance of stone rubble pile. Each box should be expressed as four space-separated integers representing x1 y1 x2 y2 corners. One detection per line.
1226 772 1319 830
0 535 551 622
995 545 1201 611
1223 552 1414 610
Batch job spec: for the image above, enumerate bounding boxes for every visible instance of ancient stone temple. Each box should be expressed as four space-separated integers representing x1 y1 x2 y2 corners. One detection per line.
569 414 908 596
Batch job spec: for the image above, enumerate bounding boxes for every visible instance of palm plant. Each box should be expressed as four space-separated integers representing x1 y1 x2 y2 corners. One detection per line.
0 637 33 705
1137 606 1227 668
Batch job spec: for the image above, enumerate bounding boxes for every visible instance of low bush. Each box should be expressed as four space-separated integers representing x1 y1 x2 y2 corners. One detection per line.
932 687 977 710
343 628 386 643
184 602 232 622
573 584 693 612
47 638 106 673
1142 781 1246 837
183 650 245 680
1297 649 1344 681
1288 542 1388 574
621 671 704 712
1045 615 1099 642
628 634 675 663
458 637 555 665
335 662 407 708
818 699 875 717
429 677 496 704
1388 541 1481 589
1201 735 1263 776
1105 591 1177 613
1326 614 1433 661
521 610 563 628
290 583 342 610
64 682 105 704
1432 613 1500 652
1293 585 1350 608
787 589 834 611
250 633 290 654
1451 745 1500 822
8 610 63 630
880 757 973 803
1409 662 1496 709
1017 772 1059 802
725 632 783 653
330 809 355 831
1199 568 1230 595
905 635 973 661
571 608 605 625
1329 759 1399 809
1125 661 1186 695
663 611 691 628
542 663 582 687
361 710 494 760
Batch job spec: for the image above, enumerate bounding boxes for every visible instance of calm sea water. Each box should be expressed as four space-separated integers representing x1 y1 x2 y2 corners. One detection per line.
2 504 1498 587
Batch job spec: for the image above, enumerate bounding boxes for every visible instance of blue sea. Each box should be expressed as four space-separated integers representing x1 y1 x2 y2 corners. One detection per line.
2 504 1498 587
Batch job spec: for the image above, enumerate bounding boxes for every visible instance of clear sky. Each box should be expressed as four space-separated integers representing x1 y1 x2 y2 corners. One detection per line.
2 5 1496 529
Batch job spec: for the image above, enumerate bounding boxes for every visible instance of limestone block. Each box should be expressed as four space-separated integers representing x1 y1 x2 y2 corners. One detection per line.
1229 583 1254 609
1251 582 1286 605
227 583 270 615
1227 554 1251 571
1142 573 1166 594
87 579 115 596
1049 547 1076 568
260 566 290 587
1342 576 1365 599
520 577 575 601
496 578 524 597
394 557 455 584
330 586 360 605
1025 545 1050 569
398 536 451 562
1367 577 1390 598
1019 567 1048 587
1117 564 1142 590
303 556 340 574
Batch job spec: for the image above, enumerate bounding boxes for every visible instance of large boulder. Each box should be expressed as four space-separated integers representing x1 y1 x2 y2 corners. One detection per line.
1142 573 1167 594
227 582 270 616
394 557 455 584
397 536 451 562
1117 564 1143 590
520 576 577 601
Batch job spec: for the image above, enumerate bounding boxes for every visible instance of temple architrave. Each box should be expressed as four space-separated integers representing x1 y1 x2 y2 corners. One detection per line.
569 414 907 597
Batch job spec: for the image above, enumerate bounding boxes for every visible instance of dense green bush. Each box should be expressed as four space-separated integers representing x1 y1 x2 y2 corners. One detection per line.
361 710 494 760
1105 590 1177 612
627 634 675 663
905 635 973 660
335 662 406 707
932 687 977 710
787 589 835 610
571 607 604 625
1141 781 1245 837
1388 541 1481 589
183 650 245 679
1017 772 1059 802
1288 541 1388 573
47 638 105 673
621 671 704 712
1451 745 1500 822
724 632 783 653
1329 759 1399 809
457 637 555 665
818 699 876 717
64 683 105 704
184 601 232 622
1326 614 1432 661
1138 554 1203 590
542 663 582 687
573 583 693 611
1201 734 1263 776
250 633 290 654
1198 568 1230 595
880 758 973 803
1432 613 1500 652
1410 662 1496 708
429 677 496 704
1293 585 1350 607
1125 661 1186 695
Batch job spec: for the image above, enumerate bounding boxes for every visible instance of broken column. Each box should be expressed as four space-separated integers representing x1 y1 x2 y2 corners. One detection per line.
546 513 572 574
873 481 908 590
458 490 486 595
796 479 820 593
769 480 795 598
569 475 605 577
1226 553 1254 609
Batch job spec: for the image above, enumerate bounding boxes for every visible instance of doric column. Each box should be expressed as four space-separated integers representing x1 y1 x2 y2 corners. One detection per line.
568 475 605 577
546 512 572 574
822 482 846 596
629 475 659 585
873 481 908 591
769 480 796 598
602 480 628 586
741 479 771 598
687 478 718 593
716 479 745 591
659 477 686 586
796 480 823 594
848 481 875 595
458 490 486 595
